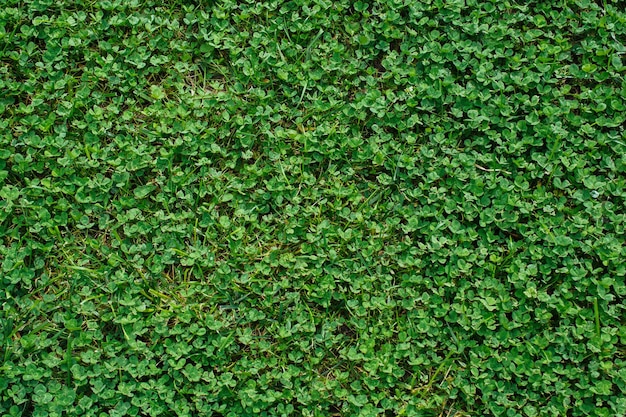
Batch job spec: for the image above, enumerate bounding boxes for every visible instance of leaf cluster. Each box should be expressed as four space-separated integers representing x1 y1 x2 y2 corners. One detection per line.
1 0 626 416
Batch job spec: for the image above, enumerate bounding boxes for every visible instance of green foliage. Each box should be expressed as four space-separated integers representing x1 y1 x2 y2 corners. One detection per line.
1 0 626 415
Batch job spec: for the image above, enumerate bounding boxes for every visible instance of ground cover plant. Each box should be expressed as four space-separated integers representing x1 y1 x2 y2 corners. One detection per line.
1 0 626 415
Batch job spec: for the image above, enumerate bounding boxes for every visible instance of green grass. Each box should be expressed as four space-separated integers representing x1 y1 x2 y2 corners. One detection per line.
1 0 626 416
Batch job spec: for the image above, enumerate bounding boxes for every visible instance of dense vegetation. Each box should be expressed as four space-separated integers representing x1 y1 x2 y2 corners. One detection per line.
1 0 626 415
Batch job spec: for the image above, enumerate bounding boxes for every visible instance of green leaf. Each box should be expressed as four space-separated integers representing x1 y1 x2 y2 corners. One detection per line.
134 185 156 198
0 185 19 201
